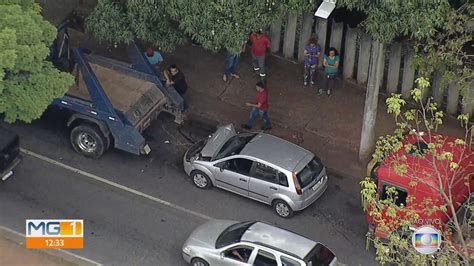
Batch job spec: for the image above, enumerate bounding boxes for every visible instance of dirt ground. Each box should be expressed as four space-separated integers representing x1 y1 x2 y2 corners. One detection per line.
0 237 75 266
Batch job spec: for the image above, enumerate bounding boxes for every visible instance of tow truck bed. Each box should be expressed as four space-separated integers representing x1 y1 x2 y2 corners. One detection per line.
67 55 167 131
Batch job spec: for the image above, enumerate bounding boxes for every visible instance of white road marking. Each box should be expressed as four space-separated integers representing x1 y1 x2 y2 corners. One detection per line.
0 225 102 266
20 148 213 221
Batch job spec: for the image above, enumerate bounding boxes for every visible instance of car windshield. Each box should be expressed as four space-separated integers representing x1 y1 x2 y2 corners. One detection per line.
297 157 323 188
214 133 257 161
215 221 255 249
305 243 336 266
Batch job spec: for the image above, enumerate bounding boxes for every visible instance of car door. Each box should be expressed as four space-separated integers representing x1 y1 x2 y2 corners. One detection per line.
249 249 279 266
248 161 287 204
212 157 253 196
280 255 303 266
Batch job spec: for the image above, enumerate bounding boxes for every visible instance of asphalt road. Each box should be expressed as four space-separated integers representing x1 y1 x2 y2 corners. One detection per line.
0 110 376 265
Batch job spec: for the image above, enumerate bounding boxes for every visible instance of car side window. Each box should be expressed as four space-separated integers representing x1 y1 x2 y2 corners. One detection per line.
252 162 286 185
222 158 253 176
278 172 289 187
253 249 277 266
380 184 407 207
223 246 254 263
281 256 301 266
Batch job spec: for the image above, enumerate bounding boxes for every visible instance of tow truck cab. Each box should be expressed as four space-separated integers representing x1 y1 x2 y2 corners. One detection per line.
367 133 473 250
0 128 21 181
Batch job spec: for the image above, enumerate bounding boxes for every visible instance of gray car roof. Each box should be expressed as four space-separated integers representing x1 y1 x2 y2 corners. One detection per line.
239 134 313 172
241 222 316 259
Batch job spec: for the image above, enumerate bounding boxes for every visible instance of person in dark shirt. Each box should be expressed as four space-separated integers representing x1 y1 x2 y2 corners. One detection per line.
164 64 188 110
164 64 188 95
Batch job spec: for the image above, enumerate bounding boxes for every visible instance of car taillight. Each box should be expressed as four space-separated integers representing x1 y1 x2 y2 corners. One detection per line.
292 172 302 195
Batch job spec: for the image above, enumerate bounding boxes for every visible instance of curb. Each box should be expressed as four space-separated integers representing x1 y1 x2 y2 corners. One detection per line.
0 225 102 266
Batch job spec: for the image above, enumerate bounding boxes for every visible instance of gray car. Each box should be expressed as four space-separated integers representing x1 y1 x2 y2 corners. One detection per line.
183 124 328 218
182 219 338 266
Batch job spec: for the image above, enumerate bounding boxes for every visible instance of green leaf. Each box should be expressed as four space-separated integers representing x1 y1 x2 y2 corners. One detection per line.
0 2 74 123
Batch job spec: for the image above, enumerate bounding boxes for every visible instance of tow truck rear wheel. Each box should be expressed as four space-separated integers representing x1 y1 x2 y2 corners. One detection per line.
70 123 106 159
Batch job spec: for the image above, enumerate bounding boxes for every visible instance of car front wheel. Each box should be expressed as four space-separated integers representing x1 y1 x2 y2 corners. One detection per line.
191 170 212 189
273 199 294 218
191 258 209 266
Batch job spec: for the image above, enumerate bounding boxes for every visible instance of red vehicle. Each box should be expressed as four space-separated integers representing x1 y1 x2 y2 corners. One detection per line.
366 133 473 254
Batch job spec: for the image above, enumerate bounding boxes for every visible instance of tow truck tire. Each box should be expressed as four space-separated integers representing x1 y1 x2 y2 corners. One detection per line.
70 123 106 159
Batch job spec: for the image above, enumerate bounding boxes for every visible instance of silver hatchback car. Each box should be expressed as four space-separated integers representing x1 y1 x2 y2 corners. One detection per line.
182 219 338 266
183 124 328 218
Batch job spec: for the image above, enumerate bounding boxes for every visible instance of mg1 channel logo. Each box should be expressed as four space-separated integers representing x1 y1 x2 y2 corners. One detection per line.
412 225 441 255
26 219 83 249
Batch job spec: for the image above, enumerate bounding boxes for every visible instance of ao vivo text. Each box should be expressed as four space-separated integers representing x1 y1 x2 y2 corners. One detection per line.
413 218 442 225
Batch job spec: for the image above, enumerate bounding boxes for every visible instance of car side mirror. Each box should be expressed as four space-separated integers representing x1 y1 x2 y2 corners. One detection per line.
220 252 225 259
219 167 224 172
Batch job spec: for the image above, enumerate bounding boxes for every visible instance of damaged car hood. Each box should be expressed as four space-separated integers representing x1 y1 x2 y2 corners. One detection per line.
200 124 237 158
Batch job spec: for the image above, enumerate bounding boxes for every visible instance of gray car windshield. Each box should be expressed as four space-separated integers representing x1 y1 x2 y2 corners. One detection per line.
304 243 335 265
297 157 323 188
215 221 255 248
214 133 257 161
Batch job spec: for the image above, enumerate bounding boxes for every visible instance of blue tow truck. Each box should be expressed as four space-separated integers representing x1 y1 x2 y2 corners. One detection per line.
50 25 184 159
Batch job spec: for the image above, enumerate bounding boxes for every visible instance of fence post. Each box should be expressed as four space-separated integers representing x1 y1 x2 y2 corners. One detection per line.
270 19 282 53
446 82 460 115
462 84 474 118
283 13 298 58
431 71 445 106
297 12 314 62
386 43 402 94
329 20 344 53
315 17 327 65
357 33 371 85
343 26 357 79
401 49 415 99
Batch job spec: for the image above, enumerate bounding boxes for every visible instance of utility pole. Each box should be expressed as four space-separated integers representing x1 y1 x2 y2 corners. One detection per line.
359 40 384 162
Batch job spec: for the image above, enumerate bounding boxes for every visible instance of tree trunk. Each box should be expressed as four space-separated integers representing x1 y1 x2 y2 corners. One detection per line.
359 40 385 163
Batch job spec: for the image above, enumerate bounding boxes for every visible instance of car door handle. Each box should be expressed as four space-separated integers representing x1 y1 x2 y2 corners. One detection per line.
270 186 277 190
239 178 247 182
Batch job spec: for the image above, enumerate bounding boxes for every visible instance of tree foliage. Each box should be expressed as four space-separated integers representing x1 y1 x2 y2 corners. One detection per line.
362 78 473 264
412 3 473 96
338 1 472 96
86 0 315 54
86 0 186 52
337 0 451 44
0 0 74 123
166 0 315 54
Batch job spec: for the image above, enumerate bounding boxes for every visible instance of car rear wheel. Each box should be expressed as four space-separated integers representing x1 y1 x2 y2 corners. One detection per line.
273 199 294 218
191 258 209 266
191 170 212 189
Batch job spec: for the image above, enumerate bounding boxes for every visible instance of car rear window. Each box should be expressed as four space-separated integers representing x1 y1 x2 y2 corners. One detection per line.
296 158 323 188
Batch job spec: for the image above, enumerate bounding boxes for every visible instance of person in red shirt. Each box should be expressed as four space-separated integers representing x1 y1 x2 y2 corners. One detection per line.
249 30 271 78
242 81 272 131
